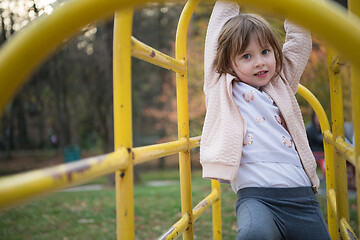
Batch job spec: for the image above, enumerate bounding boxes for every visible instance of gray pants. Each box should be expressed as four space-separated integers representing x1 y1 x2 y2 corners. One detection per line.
235 187 331 240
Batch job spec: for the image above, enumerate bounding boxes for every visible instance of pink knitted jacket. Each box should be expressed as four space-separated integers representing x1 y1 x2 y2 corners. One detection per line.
200 1 320 189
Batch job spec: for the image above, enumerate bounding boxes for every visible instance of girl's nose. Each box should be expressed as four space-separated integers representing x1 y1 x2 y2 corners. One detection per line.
255 57 265 67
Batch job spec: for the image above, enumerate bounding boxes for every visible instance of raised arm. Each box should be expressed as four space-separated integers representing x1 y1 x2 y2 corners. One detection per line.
204 1 239 93
281 20 312 94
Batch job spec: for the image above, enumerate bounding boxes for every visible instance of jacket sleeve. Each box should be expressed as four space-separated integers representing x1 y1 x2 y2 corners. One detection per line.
204 1 239 94
281 20 312 94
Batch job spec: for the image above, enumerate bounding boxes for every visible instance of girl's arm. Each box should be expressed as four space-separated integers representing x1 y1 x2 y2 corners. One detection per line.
204 1 239 93
281 20 312 94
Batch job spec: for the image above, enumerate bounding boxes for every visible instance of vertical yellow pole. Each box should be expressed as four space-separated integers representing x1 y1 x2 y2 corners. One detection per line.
324 138 338 239
348 0 360 232
175 1 200 239
211 180 222 240
113 8 134 240
176 18 194 240
327 47 349 227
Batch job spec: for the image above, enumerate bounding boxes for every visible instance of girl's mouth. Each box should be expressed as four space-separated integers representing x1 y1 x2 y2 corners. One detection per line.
254 70 268 77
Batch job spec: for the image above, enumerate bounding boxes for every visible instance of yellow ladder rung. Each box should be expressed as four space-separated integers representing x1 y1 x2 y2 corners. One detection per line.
131 37 185 74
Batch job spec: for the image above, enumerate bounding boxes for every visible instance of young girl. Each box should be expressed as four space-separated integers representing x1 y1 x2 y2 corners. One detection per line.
200 1 331 239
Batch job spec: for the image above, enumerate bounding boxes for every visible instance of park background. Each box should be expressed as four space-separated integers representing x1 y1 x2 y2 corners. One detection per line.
0 0 356 239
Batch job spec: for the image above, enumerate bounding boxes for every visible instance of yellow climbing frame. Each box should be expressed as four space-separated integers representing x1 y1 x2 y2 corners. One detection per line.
0 0 360 239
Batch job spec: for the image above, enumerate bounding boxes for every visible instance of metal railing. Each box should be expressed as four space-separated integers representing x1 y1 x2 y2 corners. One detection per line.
0 0 360 239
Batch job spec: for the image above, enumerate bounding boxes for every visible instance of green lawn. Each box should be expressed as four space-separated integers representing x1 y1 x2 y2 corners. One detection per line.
0 170 357 239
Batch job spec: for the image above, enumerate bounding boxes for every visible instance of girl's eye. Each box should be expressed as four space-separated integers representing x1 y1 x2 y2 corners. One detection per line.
242 54 250 60
262 49 269 55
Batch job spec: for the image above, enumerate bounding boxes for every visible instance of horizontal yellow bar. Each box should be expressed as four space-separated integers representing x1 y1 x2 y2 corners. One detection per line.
0 148 129 209
340 218 358 240
323 130 356 166
131 37 185 74
193 189 219 222
189 136 201 148
328 188 338 219
157 214 190 240
0 136 201 209
335 137 355 166
323 130 333 144
133 138 187 165
133 136 200 165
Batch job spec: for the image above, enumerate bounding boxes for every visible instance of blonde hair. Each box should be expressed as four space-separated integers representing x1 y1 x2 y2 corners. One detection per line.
214 14 283 77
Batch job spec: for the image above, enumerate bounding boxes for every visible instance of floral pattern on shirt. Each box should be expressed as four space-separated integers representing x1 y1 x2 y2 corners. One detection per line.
242 90 254 103
241 88 295 150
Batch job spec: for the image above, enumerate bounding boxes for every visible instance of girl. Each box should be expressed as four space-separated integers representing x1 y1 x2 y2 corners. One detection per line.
200 1 331 239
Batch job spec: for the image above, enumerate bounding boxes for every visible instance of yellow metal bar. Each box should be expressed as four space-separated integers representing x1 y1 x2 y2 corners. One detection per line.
2 0 360 117
160 188 219 240
330 55 347 74
211 180 222 240
113 8 134 240
328 188 338 219
157 214 190 240
189 136 201 148
0 0 133 114
133 138 188 165
351 67 360 237
193 188 220 222
324 135 339 239
323 129 333 145
327 47 350 226
131 37 185 74
0 148 128 210
297 84 338 238
0 136 201 210
348 0 360 233
133 137 201 165
297 85 330 132
334 137 356 166
339 218 357 240
323 131 356 166
175 1 201 239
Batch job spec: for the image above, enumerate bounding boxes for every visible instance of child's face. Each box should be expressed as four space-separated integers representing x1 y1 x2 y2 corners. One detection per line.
231 35 276 88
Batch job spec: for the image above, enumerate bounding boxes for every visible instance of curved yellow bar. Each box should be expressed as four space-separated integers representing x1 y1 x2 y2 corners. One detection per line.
1 0 360 116
297 84 330 133
0 0 127 113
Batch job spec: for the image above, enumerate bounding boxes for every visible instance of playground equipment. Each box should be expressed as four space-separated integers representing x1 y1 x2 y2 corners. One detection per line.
0 0 360 239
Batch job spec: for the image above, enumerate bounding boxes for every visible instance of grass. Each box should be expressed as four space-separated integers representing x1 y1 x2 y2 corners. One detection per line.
0 169 357 239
